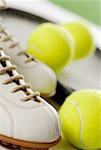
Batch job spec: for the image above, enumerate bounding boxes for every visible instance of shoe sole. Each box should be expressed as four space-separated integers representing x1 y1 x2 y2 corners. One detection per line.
42 91 56 98
0 134 61 149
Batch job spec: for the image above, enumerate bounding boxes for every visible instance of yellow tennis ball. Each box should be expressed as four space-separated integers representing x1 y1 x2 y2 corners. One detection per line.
59 89 101 149
63 22 95 60
27 23 75 72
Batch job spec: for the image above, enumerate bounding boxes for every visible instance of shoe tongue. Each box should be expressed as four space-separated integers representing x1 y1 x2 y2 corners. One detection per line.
0 31 26 62
0 30 19 53
0 27 37 67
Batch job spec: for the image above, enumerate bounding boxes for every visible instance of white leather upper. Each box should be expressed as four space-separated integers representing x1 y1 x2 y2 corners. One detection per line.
0 30 57 96
0 53 61 143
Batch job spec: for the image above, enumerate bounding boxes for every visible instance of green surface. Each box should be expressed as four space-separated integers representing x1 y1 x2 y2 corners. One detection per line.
50 0 100 25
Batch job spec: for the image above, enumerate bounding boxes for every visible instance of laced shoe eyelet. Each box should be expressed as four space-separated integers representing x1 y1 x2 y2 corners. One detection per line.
0 49 41 103
0 26 42 103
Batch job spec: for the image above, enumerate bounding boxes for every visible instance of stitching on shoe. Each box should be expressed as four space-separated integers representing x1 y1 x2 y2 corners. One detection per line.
47 107 60 137
0 89 45 109
42 106 56 140
0 102 14 137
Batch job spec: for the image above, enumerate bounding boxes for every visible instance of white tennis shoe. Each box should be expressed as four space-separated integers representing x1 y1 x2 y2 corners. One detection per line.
0 47 61 149
0 25 57 98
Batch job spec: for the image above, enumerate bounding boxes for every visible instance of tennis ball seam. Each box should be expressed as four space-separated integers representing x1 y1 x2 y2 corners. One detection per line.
68 99 87 149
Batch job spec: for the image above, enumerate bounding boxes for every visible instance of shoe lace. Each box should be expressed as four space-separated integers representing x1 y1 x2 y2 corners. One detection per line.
0 47 41 102
0 25 36 63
